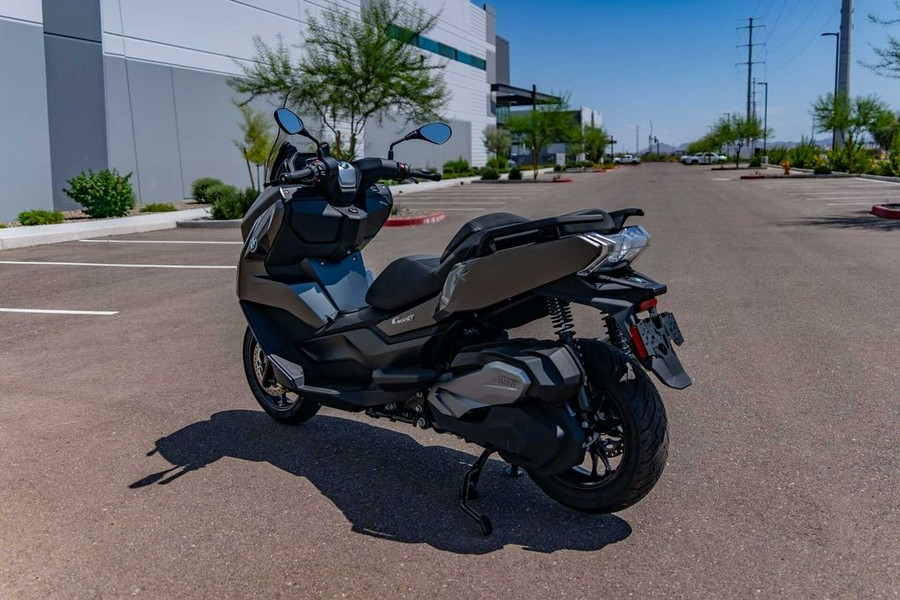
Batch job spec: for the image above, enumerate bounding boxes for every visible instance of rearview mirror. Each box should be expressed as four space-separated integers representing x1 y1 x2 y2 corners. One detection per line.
274 108 304 135
388 122 452 159
417 122 452 145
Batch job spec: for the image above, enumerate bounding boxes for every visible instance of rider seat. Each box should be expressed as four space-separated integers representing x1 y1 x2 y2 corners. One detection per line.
365 213 528 311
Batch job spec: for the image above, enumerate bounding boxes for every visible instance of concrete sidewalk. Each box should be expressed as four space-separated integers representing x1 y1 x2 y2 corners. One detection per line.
0 207 210 250
1 168 555 250
388 167 554 196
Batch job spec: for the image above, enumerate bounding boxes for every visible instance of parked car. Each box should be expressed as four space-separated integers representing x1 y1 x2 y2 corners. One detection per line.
681 152 726 165
613 154 641 165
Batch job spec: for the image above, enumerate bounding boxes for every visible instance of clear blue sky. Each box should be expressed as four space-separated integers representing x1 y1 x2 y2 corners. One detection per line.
483 0 900 151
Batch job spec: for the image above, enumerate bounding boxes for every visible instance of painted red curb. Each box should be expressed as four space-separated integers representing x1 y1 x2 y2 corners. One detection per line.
740 174 766 179
551 177 574 183
871 203 900 219
384 211 446 227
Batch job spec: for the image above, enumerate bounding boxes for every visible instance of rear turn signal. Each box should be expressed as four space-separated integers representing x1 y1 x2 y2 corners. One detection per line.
636 298 658 312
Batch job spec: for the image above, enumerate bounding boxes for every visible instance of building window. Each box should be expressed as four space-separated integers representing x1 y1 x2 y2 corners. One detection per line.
387 25 486 71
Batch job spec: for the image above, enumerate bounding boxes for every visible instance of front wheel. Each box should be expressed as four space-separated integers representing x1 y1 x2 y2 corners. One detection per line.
529 339 668 513
242 327 320 424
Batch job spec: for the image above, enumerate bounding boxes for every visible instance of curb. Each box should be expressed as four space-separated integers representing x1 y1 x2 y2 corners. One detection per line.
872 203 900 219
177 218 241 229
384 212 445 227
551 177 574 183
0 207 210 250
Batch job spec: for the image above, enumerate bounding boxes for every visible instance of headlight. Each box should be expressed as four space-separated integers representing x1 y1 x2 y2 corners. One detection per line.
580 225 651 274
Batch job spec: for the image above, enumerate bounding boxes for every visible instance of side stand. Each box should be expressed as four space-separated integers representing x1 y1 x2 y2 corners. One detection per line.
459 448 494 536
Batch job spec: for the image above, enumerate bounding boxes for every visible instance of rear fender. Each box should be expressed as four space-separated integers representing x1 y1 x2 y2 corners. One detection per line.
535 273 691 390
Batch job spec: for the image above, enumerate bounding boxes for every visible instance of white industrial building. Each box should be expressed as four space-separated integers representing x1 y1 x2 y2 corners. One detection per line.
0 0 527 220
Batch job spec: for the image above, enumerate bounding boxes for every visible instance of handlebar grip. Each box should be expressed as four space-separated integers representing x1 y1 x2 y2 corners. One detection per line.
279 165 316 184
408 169 441 182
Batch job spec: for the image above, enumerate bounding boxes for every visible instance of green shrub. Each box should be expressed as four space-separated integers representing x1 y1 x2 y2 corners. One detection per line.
139 202 177 213
789 137 822 169
486 157 502 170
813 165 832 175
63 169 134 218
748 156 762 168
0 223 6 229
508 167 522 180
191 177 224 203
209 185 257 220
18 209 65 226
480 167 500 180
877 160 897 177
443 157 470 173
766 146 790 165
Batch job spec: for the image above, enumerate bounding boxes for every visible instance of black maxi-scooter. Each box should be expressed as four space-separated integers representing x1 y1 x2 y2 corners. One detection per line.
236 107 690 535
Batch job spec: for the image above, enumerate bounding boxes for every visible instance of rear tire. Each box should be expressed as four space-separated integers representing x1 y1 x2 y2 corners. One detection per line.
529 340 668 513
242 327 320 424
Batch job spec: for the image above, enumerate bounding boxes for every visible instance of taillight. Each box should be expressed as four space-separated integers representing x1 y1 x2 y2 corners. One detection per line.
636 298 658 312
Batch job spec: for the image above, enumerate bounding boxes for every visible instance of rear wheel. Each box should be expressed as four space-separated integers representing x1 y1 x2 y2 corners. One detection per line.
529 339 668 513
242 327 320 424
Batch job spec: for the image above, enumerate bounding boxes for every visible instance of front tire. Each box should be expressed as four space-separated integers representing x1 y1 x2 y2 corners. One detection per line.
242 327 320 424
529 339 668 513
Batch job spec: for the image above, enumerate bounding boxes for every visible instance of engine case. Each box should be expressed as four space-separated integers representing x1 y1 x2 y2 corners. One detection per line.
428 341 586 475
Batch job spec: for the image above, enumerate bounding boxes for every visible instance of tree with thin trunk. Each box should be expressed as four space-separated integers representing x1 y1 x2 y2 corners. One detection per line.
233 103 273 190
482 124 512 162
871 109 899 153
865 1 900 78
230 0 448 160
579 126 610 163
712 114 765 168
506 97 575 179
811 93 888 173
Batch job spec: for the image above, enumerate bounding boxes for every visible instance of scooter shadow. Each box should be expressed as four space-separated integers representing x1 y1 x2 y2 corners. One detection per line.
130 409 631 554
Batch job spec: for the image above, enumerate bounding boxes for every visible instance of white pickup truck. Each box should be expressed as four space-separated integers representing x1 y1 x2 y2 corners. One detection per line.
681 152 726 165
613 154 641 165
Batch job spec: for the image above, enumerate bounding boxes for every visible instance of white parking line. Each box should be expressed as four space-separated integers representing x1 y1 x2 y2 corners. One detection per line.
423 207 486 211
401 201 506 205
79 239 242 245
0 260 235 269
0 308 119 316
808 197 900 201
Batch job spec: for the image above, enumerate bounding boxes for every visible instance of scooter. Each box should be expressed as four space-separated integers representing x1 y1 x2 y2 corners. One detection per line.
237 107 690 535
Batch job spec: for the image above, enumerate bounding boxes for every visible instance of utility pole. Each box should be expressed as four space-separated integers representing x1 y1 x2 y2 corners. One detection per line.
821 32 840 149
738 18 765 122
636 124 640 155
838 0 852 99
756 81 768 157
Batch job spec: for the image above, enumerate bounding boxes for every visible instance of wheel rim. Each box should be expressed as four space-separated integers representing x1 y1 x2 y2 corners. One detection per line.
554 390 629 489
249 337 301 412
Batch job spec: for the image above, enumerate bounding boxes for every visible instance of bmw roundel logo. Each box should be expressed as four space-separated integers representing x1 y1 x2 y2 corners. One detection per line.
248 237 258 252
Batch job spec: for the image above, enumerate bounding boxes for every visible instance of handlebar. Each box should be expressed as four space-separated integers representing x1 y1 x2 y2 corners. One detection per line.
278 164 317 184
407 168 442 181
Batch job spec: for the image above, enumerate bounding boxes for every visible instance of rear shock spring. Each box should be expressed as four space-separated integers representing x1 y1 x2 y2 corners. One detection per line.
604 315 632 356
547 298 576 344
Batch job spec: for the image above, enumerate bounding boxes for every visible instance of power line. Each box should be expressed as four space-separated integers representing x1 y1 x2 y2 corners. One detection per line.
767 0 790 36
769 7 840 72
767 0 826 54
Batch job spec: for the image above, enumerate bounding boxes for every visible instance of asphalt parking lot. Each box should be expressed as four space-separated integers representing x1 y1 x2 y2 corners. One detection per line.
1 164 898 598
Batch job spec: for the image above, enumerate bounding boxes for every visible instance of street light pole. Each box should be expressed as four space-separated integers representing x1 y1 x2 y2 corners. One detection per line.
821 32 840 149
756 81 768 156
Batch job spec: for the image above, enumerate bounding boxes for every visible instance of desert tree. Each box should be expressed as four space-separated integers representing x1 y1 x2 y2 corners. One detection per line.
230 0 448 160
